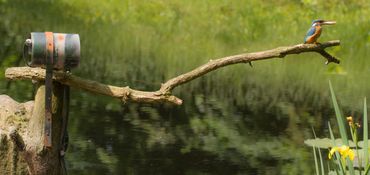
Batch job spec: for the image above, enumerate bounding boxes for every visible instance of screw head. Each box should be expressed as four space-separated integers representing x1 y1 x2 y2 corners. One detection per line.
25 39 32 46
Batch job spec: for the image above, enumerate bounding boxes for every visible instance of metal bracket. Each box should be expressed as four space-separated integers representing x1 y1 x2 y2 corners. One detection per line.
44 32 54 148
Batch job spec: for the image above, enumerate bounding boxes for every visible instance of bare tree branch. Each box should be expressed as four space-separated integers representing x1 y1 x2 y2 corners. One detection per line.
5 40 340 105
5 67 183 105
159 40 340 92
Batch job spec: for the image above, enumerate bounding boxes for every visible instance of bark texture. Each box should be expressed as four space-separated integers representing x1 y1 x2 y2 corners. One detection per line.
0 83 65 175
0 95 31 175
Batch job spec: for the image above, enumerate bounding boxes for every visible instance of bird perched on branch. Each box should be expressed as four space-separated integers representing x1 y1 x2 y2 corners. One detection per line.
304 19 336 44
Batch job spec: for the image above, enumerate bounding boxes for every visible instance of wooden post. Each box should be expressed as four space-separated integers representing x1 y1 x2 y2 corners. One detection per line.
0 82 66 175
25 82 65 174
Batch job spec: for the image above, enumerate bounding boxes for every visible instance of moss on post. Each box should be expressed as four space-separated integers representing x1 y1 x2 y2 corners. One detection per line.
0 95 31 174
0 82 66 175
25 82 65 175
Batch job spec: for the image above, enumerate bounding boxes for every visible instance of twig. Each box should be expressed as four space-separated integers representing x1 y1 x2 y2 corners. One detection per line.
5 40 340 105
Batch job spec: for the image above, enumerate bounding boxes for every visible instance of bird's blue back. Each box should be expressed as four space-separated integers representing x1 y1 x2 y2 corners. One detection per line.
304 26 316 43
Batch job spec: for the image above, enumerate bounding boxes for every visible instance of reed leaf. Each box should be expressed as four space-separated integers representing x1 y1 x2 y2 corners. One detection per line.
329 122 345 175
313 146 320 175
329 81 349 145
364 98 369 170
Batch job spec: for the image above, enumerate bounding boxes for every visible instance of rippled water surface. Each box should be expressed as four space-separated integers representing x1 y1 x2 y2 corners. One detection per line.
63 90 334 175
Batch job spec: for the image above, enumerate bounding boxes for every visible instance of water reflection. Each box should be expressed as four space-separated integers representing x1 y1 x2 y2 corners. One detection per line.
65 91 329 175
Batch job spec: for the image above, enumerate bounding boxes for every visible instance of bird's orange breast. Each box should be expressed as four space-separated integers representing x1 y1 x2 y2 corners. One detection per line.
306 26 322 44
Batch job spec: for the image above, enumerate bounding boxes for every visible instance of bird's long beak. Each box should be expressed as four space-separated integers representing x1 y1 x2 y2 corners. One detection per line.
322 21 336 25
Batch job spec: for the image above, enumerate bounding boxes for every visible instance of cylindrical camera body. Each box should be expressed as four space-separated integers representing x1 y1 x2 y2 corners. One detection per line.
24 32 80 70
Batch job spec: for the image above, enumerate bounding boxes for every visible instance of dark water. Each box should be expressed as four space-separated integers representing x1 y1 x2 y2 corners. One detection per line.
62 88 334 175
0 64 340 175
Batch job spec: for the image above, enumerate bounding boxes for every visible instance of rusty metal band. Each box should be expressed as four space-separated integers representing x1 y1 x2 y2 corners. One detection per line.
54 33 66 69
44 32 54 148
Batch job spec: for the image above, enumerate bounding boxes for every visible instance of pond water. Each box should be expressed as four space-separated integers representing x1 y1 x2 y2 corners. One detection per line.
63 89 334 175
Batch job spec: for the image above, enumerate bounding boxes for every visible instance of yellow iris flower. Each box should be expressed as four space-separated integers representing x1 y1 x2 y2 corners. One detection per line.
328 145 355 161
346 116 361 128
346 116 353 126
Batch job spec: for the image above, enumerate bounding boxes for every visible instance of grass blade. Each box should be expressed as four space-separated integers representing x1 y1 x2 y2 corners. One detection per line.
318 148 325 175
313 146 320 175
312 127 326 175
329 81 349 145
347 159 355 175
364 98 369 170
365 165 370 175
329 122 345 175
328 81 355 174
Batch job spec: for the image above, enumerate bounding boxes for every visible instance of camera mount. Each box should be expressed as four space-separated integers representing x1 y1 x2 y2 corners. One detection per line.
23 32 80 148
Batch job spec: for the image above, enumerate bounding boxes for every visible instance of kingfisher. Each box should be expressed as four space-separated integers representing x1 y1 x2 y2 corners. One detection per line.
304 19 336 44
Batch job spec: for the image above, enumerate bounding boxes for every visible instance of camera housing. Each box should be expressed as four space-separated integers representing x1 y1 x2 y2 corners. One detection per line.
23 32 80 70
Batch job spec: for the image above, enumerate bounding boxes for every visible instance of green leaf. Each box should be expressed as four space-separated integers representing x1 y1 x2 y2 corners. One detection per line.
304 138 356 148
328 81 355 174
329 122 345 175
329 81 349 145
313 146 320 175
318 147 325 175
311 128 326 175
364 98 369 170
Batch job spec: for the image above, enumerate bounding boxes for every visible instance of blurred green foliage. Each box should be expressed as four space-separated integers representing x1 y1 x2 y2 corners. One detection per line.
1 0 369 108
0 0 369 174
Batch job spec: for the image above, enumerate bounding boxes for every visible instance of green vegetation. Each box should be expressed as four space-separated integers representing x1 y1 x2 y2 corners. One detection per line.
0 0 369 174
306 84 369 175
1 0 369 106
